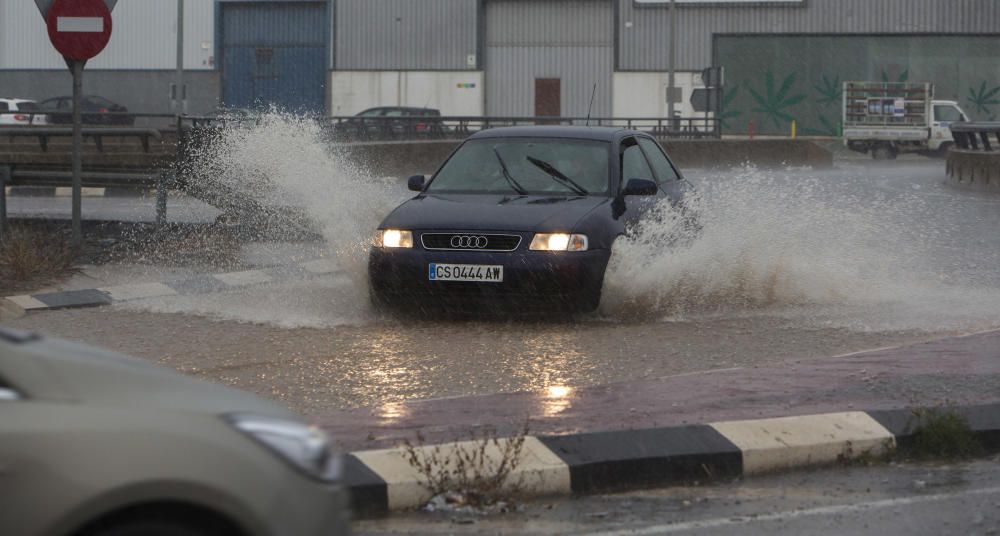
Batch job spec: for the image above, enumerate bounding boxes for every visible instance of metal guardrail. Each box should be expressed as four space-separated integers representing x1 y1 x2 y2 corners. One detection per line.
183 114 721 140
303 115 720 141
3 111 722 140
0 165 173 237
0 127 163 152
951 122 1000 152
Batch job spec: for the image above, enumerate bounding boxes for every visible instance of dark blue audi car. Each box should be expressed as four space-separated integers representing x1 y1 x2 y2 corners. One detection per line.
368 126 694 313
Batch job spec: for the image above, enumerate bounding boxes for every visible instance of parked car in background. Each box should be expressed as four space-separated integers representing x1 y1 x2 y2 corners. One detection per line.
0 327 350 536
332 106 446 140
39 95 135 126
0 98 49 125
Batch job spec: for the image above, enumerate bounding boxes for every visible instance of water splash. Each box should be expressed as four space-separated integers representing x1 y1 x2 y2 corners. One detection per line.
129 111 403 325
601 165 1000 332
133 115 1000 334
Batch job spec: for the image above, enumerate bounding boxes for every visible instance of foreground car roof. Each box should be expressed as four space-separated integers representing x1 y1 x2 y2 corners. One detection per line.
469 126 637 142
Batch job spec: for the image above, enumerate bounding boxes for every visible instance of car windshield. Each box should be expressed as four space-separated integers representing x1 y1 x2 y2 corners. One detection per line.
427 138 610 196
17 102 38 111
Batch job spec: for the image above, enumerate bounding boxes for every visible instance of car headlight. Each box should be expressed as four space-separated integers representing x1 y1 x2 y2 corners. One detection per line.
374 229 413 248
226 414 340 482
530 233 588 252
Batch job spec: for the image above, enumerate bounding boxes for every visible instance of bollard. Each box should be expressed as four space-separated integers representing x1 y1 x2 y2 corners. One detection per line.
791 120 797 140
748 120 755 140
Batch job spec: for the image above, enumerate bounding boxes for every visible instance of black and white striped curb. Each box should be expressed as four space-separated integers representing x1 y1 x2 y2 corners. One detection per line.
0 258 340 315
343 403 1000 516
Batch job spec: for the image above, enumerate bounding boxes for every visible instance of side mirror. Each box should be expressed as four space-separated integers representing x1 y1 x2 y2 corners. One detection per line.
407 174 426 192
622 178 658 197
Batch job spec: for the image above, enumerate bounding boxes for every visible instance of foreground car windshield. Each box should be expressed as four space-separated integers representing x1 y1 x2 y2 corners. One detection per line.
427 138 610 195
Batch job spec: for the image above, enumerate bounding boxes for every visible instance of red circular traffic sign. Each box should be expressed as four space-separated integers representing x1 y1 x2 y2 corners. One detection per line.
46 0 112 61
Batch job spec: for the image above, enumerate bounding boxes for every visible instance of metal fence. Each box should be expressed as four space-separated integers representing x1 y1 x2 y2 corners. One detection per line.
951 122 1000 152
2 111 722 140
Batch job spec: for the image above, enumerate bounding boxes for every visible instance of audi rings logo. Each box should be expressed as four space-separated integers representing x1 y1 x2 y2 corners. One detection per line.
450 235 489 249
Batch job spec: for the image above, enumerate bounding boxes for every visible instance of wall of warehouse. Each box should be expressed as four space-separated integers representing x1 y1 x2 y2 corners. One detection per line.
613 71 709 120
484 0 613 117
716 35 1000 135
335 0 478 70
328 71 484 116
0 0 218 114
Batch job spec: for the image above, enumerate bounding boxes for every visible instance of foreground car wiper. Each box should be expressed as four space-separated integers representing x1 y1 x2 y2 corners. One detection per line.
525 156 589 196
493 148 528 195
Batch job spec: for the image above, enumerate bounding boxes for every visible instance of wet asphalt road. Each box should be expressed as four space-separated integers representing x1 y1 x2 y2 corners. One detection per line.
354 456 1000 535
5 160 1000 418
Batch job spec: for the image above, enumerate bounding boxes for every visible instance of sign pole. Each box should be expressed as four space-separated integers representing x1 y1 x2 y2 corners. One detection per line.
70 58 85 247
666 0 676 130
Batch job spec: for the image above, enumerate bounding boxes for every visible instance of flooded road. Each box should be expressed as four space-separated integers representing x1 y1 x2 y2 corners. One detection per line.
3 307 943 415
6 118 1000 416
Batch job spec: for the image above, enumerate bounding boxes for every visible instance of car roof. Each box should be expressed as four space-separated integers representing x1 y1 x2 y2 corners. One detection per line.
468 125 643 142
0 98 35 103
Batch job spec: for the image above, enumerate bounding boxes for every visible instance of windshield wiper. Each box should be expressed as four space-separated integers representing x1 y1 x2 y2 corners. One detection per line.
525 156 589 196
493 148 527 195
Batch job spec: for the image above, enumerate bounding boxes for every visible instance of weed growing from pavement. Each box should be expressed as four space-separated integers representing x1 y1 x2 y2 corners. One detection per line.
901 408 984 460
402 420 531 510
0 223 76 293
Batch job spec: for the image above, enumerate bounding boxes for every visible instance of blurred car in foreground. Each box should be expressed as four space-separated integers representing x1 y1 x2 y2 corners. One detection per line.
369 126 695 313
0 98 49 125
39 95 135 125
0 327 349 536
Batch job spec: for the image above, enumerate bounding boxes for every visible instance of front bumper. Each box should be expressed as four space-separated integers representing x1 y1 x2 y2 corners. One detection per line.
368 246 611 312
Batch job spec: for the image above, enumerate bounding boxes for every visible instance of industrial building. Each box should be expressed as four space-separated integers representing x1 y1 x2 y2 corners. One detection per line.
1 0 998 133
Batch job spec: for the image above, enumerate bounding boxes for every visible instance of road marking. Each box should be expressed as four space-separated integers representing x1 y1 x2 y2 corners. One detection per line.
583 485 1000 535
57 17 104 33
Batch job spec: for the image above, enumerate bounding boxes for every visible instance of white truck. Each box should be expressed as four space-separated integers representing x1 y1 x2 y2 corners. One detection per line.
842 81 969 159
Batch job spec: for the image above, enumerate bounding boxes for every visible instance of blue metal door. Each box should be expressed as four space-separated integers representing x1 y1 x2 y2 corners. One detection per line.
222 2 327 115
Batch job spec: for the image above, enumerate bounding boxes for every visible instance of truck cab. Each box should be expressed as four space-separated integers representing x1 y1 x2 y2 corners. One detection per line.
929 100 969 152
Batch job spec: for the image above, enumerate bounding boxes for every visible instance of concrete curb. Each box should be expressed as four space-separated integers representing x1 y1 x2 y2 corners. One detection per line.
0 258 341 316
343 403 1000 517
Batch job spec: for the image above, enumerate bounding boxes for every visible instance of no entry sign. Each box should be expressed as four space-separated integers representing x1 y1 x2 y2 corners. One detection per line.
45 0 113 61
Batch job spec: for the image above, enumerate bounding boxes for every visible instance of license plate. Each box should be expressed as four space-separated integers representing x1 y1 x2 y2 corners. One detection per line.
428 263 504 283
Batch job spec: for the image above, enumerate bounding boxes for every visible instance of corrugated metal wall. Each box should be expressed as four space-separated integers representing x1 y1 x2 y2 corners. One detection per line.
485 0 613 116
221 2 327 113
0 0 214 70
335 0 478 70
619 0 1000 70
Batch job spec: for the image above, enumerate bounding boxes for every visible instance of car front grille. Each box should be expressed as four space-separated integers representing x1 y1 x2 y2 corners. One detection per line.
421 233 522 252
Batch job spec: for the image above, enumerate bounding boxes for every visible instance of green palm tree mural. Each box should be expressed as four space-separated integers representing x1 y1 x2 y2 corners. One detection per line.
967 81 1000 119
718 84 742 129
814 75 842 106
801 115 841 137
747 72 808 130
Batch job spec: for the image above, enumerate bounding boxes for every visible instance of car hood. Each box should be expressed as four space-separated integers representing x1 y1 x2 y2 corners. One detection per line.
381 193 610 232
2 332 298 420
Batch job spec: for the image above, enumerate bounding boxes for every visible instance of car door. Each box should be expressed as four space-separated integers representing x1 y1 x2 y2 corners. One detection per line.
617 136 666 229
637 136 691 205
